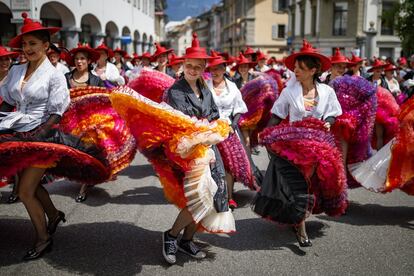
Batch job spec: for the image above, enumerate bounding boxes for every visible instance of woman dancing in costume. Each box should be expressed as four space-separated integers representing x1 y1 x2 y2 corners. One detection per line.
206 50 258 210
64 43 105 202
152 43 175 77
111 33 235 265
253 40 347 247
0 13 110 260
163 33 234 264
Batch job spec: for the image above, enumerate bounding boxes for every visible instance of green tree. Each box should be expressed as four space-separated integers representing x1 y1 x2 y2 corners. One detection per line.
383 0 414 56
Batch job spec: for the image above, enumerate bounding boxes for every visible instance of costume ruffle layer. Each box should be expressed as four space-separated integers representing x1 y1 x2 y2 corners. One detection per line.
110 86 235 233
372 87 400 149
0 86 137 185
127 68 175 103
0 130 109 184
254 118 347 224
61 86 137 178
238 74 279 147
217 132 256 190
387 97 414 195
331 75 377 188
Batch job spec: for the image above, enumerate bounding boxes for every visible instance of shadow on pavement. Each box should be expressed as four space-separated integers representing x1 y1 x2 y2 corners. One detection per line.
316 201 414 229
199 218 327 256
49 183 169 207
0 218 216 274
117 164 156 179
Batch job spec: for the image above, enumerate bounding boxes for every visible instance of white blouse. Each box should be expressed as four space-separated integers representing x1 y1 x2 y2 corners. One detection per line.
207 78 248 124
92 61 125 85
0 58 70 132
271 77 342 123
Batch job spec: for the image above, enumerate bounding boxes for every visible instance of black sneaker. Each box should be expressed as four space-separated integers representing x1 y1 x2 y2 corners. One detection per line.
178 239 206 259
162 231 178 264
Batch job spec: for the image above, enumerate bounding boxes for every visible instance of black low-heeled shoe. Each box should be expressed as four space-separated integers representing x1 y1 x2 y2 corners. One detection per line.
292 226 312 247
23 238 53 261
75 193 87 203
6 193 19 204
47 211 66 235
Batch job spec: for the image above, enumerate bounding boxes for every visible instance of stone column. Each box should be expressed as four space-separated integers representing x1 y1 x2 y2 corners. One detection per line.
364 22 377 59
93 33 106 48
62 28 81 49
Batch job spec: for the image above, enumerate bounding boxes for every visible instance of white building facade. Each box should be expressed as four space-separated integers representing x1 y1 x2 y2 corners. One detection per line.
0 0 156 54
287 0 402 60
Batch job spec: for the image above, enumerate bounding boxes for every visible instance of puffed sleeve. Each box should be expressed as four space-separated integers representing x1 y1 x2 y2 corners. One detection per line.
232 87 248 116
271 89 289 119
106 63 125 85
47 71 70 116
0 68 16 106
323 89 342 119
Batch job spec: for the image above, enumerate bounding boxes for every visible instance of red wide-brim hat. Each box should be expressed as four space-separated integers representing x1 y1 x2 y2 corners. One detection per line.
95 43 114 58
113 47 127 57
181 33 217 60
284 39 331 72
140 52 152 60
206 50 230 70
132 53 140 60
65 43 100 66
244 46 255 56
167 53 184 67
331 48 351 64
267 57 277 65
256 51 267 61
9 13 60 48
0 46 19 58
347 54 365 66
233 52 256 71
152 42 173 59
367 58 387 72
384 63 397 72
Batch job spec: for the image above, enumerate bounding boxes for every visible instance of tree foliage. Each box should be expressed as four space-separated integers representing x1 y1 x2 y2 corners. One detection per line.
383 0 414 56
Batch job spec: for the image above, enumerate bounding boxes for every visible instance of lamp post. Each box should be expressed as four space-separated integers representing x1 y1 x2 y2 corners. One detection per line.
364 21 377 59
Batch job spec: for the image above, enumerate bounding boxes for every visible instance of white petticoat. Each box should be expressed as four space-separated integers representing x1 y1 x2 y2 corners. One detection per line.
348 139 394 192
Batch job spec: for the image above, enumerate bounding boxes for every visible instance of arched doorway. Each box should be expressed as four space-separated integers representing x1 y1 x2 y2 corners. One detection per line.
105 21 119 49
121 26 131 53
133 30 140 54
40 1 76 47
142 33 147 53
0 3 15 46
80 13 102 47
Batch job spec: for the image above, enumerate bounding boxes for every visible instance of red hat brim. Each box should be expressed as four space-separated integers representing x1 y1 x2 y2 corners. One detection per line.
66 48 100 67
95 47 114 59
167 59 184 67
206 58 231 71
0 51 19 59
284 52 331 72
8 27 60 48
367 64 387 72
152 48 173 59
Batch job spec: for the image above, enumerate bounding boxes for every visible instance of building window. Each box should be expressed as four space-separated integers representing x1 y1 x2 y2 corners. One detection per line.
311 5 317 36
381 1 396 35
279 0 288 10
333 2 348 36
278 24 286 38
272 24 286 39
273 0 288 12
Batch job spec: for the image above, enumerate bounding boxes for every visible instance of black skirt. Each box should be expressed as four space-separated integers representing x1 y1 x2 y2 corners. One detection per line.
252 153 314 225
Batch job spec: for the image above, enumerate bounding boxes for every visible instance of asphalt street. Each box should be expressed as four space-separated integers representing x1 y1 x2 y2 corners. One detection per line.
1 149 413 275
